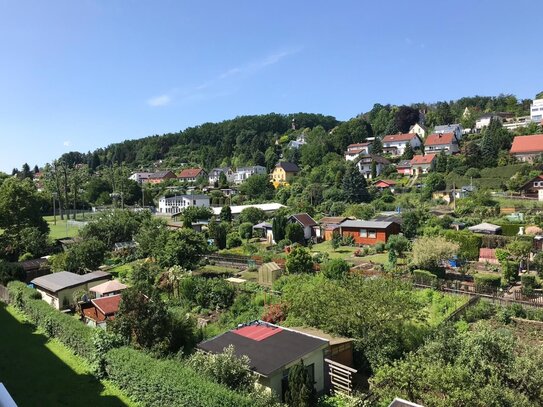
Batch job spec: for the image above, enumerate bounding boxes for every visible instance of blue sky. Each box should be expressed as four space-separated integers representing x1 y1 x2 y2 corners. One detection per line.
1 0 542 172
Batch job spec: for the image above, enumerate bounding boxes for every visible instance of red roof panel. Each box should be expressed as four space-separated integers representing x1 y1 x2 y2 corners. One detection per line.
510 134 543 154
425 133 455 146
233 324 283 341
383 133 417 143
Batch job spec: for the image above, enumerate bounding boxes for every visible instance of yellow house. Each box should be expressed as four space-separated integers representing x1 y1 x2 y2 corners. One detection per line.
271 162 300 188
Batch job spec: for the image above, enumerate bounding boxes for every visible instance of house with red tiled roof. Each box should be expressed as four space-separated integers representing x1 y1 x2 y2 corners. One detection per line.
510 134 543 162
410 154 437 175
382 133 421 156
81 294 122 328
147 171 177 184
344 142 370 161
424 133 459 155
178 168 208 183
374 179 397 191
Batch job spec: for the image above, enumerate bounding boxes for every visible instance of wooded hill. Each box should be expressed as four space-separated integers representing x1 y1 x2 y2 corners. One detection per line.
58 93 536 171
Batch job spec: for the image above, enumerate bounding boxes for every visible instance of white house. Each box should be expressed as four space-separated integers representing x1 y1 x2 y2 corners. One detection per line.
382 133 421 156
355 155 389 179
409 123 427 139
344 142 370 161
410 154 437 175
433 124 463 141
288 213 319 240
158 194 210 214
233 166 267 184
475 113 503 131
531 98 543 123
287 133 307 149
424 133 459 155
129 172 153 184
211 203 284 218
208 168 234 185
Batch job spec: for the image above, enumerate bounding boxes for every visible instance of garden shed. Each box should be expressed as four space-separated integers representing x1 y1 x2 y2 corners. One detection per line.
258 262 282 287
468 222 502 235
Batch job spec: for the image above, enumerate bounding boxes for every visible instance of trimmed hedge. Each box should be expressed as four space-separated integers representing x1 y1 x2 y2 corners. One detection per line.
105 347 257 407
473 274 502 293
413 269 438 286
7 281 95 360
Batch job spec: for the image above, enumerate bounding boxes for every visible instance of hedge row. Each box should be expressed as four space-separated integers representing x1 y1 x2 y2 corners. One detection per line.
413 269 438 286
105 347 257 407
7 281 263 407
7 281 95 360
473 274 502 292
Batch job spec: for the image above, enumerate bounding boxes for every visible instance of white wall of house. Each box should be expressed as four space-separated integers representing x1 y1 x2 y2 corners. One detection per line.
531 99 543 123
425 142 459 155
234 166 267 184
158 195 210 214
356 161 384 179
382 137 421 156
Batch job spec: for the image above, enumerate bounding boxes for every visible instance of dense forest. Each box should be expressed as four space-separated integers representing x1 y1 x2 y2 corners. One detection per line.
57 94 535 172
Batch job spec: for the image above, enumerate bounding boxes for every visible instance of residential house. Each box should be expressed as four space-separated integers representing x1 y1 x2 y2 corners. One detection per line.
503 116 532 132
344 142 370 161
287 133 307 149
211 203 285 218
147 171 177 184
31 271 111 310
197 321 329 401
0 383 17 407
396 160 412 176
319 217 350 241
388 398 424 407
271 162 300 188
409 123 427 139
382 133 421 156
158 194 210 214
355 155 389 179
410 154 437 174
374 179 396 191
510 134 543 162
89 280 127 299
519 173 543 199
129 172 153 184
531 98 543 123
475 113 503 131
208 168 234 185
234 166 267 184
288 213 319 240
338 220 400 245
433 124 463 140
178 168 207 183
81 294 122 329
424 133 459 155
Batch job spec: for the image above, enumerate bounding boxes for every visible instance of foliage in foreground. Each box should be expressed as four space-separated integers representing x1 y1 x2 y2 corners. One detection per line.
371 322 543 407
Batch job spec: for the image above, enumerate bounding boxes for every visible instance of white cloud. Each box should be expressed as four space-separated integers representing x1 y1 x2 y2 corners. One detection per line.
63 140 71 147
147 94 172 107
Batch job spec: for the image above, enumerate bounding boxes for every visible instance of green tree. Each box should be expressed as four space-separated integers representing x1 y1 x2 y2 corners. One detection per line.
211 221 229 250
322 258 350 279
402 143 414 160
272 216 288 242
159 228 208 270
220 205 233 223
0 260 25 285
134 216 168 259
285 222 305 244
218 172 229 188
411 236 459 274
238 207 266 225
64 238 107 274
285 247 313 274
239 222 253 240
371 160 377 179
386 234 410 257
285 361 316 407
370 137 383 154
342 163 370 203
331 232 342 251
239 174 275 200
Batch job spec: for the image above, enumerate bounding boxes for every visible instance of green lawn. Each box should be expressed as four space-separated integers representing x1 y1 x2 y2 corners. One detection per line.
45 217 82 240
0 304 136 407
311 241 359 260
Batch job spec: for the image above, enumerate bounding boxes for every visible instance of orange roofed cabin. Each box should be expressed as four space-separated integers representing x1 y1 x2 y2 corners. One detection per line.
510 134 543 162
339 220 400 245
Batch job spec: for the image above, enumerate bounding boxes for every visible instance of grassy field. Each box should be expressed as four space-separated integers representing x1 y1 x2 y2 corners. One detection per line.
44 215 83 240
311 241 359 260
0 304 135 407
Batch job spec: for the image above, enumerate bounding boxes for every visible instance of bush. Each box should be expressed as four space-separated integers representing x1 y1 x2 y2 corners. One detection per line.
226 233 242 249
473 273 502 293
374 242 385 253
462 300 495 323
7 281 95 359
180 277 236 309
341 235 355 247
238 223 253 240
0 260 25 285
104 347 260 407
322 259 350 279
521 274 536 295
412 269 438 286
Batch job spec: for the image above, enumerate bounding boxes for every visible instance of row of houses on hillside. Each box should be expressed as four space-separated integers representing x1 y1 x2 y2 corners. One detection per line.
130 162 300 188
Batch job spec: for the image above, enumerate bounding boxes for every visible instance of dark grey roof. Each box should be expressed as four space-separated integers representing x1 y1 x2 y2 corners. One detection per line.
397 160 412 168
161 194 209 200
276 162 300 172
31 271 111 293
290 213 318 227
198 324 327 377
340 220 393 229
434 124 461 132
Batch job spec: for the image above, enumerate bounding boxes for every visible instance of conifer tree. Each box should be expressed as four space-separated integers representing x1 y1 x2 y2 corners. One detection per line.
342 163 370 203
284 361 316 407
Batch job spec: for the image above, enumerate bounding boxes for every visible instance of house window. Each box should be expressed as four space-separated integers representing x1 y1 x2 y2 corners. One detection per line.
368 230 376 238
359 229 367 237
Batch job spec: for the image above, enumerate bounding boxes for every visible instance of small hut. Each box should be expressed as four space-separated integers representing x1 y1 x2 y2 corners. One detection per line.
258 262 282 287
